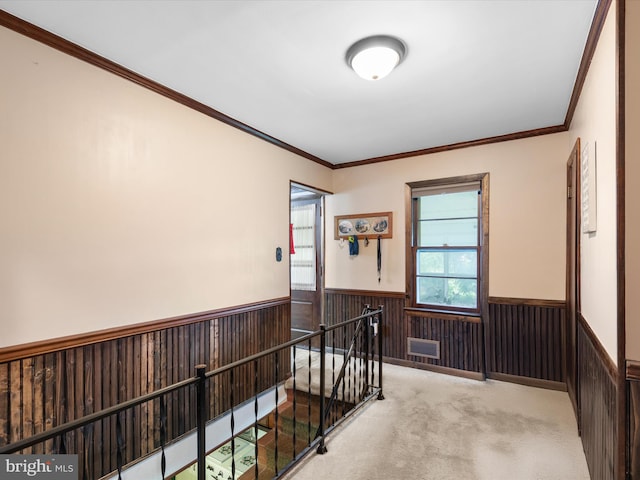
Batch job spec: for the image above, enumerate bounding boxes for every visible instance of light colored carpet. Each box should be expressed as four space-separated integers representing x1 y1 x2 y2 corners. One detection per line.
283 363 590 480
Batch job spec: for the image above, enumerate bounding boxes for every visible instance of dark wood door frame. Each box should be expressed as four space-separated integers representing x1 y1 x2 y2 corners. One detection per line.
566 138 581 429
290 185 326 339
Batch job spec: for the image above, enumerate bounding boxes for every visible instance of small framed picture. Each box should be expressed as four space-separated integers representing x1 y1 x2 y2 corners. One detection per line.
334 212 392 239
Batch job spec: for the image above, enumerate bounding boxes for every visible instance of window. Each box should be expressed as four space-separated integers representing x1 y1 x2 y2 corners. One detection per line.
290 202 316 291
408 176 487 314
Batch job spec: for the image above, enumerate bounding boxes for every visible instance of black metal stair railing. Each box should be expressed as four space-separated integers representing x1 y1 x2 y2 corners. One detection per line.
315 304 384 452
0 305 384 480
0 375 197 477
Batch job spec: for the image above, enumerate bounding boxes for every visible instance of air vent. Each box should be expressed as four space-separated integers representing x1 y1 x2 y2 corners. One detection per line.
407 337 440 359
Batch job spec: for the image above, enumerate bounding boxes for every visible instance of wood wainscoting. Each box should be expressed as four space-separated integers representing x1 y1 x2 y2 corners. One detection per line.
405 310 483 377
0 298 291 480
324 289 406 360
577 313 617 480
326 291 571 384
629 360 640 480
325 289 483 379
487 297 566 389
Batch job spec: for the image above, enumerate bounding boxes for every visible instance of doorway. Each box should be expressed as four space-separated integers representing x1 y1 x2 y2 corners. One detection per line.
290 183 325 339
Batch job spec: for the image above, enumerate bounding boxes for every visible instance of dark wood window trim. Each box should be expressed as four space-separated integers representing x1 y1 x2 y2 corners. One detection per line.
324 287 405 299
403 307 481 324
405 173 489 318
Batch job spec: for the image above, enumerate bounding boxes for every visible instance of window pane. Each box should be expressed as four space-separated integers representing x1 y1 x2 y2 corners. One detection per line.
417 250 444 275
291 203 316 291
418 218 478 246
417 249 477 277
418 191 478 220
417 277 478 309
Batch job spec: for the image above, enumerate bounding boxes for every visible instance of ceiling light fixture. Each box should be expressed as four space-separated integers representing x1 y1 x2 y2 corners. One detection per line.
346 35 406 81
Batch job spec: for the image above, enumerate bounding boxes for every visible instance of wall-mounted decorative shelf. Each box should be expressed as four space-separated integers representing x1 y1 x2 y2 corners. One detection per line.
334 211 392 239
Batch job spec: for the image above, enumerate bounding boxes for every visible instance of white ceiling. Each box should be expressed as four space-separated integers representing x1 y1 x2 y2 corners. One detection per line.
0 0 598 165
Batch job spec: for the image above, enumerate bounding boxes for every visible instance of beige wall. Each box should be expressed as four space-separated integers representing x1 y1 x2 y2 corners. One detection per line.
325 132 574 300
626 0 640 361
0 26 332 348
568 1 618 365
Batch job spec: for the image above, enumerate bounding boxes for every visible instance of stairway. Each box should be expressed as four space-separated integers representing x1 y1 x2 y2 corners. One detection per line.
242 389 321 479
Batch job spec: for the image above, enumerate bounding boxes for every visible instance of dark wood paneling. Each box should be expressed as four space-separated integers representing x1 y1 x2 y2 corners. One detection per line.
324 289 405 360
291 301 314 332
488 300 566 384
325 289 482 375
327 291 571 384
578 315 617 480
407 314 482 373
0 299 290 480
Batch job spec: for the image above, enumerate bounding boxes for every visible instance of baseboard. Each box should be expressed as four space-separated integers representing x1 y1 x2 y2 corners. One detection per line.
383 356 484 381
487 372 567 392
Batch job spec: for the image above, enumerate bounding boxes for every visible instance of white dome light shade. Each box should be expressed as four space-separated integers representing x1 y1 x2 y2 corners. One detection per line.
351 47 400 81
346 35 406 81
